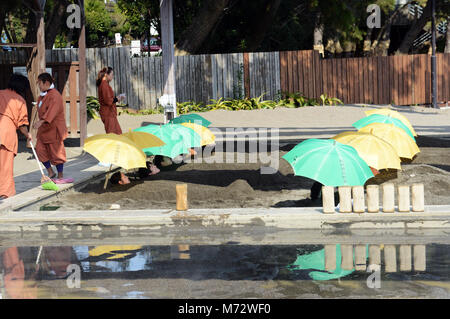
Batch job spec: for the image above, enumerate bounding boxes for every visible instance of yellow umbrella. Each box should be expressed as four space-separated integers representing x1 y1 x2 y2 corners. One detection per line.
364 108 417 137
332 131 401 170
181 122 216 146
122 129 165 150
84 133 147 170
358 123 420 160
89 245 143 261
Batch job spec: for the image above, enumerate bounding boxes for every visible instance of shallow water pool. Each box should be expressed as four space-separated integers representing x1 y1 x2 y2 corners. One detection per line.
1 237 449 299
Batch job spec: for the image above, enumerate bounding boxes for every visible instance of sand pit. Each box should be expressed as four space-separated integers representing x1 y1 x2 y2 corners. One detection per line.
47 136 450 211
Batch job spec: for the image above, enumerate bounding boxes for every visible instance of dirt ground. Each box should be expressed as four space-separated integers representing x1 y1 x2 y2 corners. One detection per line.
48 136 450 211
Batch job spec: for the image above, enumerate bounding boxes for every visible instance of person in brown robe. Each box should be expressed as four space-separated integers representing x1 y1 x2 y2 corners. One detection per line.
96 67 129 185
97 67 124 135
0 74 32 199
33 73 73 184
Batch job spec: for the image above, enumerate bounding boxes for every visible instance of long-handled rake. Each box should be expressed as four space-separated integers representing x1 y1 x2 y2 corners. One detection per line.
29 141 59 191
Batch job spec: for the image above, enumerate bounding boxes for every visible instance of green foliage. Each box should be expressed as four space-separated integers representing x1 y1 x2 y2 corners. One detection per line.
278 92 319 107
87 96 100 120
319 94 344 106
175 92 342 114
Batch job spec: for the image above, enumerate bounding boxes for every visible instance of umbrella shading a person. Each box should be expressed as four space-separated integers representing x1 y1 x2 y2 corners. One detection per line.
0 74 33 198
33 73 73 184
97 67 124 135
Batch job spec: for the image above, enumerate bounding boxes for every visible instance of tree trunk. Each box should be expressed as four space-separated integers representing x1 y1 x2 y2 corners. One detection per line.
174 0 230 55
45 0 69 49
445 21 450 53
243 0 282 52
313 11 324 56
396 0 432 55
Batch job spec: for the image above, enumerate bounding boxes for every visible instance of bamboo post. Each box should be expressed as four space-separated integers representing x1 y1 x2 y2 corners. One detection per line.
338 186 352 213
103 165 113 190
382 183 395 213
412 183 425 212
398 185 410 213
322 186 335 214
413 245 426 271
352 186 365 213
399 245 412 271
324 244 336 271
384 245 397 273
366 185 380 213
177 244 190 259
341 244 354 270
369 245 381 266
354 245 367 271
176 184 188 211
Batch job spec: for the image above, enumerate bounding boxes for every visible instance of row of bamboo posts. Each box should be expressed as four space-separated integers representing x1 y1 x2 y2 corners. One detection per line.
175 183 425 213
169 243 427 272
325 244 426 272
322 183 425 214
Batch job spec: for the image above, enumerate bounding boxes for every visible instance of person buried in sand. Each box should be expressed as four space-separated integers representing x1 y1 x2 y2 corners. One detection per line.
0 74 33 199
33 73 73 184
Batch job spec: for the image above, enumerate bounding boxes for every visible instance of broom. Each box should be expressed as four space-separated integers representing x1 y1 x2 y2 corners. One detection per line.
29 141 59 191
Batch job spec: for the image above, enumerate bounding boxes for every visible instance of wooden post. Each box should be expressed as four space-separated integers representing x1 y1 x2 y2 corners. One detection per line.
324 244 336 271
27 7 46 147
399 245 412 271
382 183 395 213
354 245 366 271
160 0 177 118
369 245 381 266
176 184 188 211
352 186 365 213
338 186 352 213
366 185 379 213
341 244 354 270
398 185 410 212
322 186 335 214
79 0 87 146
413 245 426 271
177 244 190 259
412 183 425 212
384 245 397 273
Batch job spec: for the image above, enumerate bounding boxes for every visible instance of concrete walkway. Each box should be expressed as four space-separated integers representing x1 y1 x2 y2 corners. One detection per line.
1 206 450 233
2 104 449 213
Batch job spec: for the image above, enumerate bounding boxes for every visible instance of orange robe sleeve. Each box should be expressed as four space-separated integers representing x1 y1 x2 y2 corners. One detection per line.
0 89 29 154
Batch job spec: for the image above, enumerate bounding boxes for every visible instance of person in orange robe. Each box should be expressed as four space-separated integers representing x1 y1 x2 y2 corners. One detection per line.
33 73 73 184
0 74 32 199
96 67 130 185
2 247 37 299
97 67 124 135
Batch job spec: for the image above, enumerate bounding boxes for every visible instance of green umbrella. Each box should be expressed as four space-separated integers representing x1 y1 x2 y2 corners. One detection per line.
134 124 189 158
169 114 211 127
163 123 202 148
352 114 415 140
282 139 374 186
287 244 369 281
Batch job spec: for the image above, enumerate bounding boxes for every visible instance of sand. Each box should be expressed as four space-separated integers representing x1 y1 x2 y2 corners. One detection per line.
46 135 450 211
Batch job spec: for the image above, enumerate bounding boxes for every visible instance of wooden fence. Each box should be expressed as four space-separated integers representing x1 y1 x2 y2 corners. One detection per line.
0 48 448 111
280 50 449 105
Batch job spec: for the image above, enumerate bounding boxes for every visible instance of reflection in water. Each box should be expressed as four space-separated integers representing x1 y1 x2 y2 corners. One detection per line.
0 243 448 299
